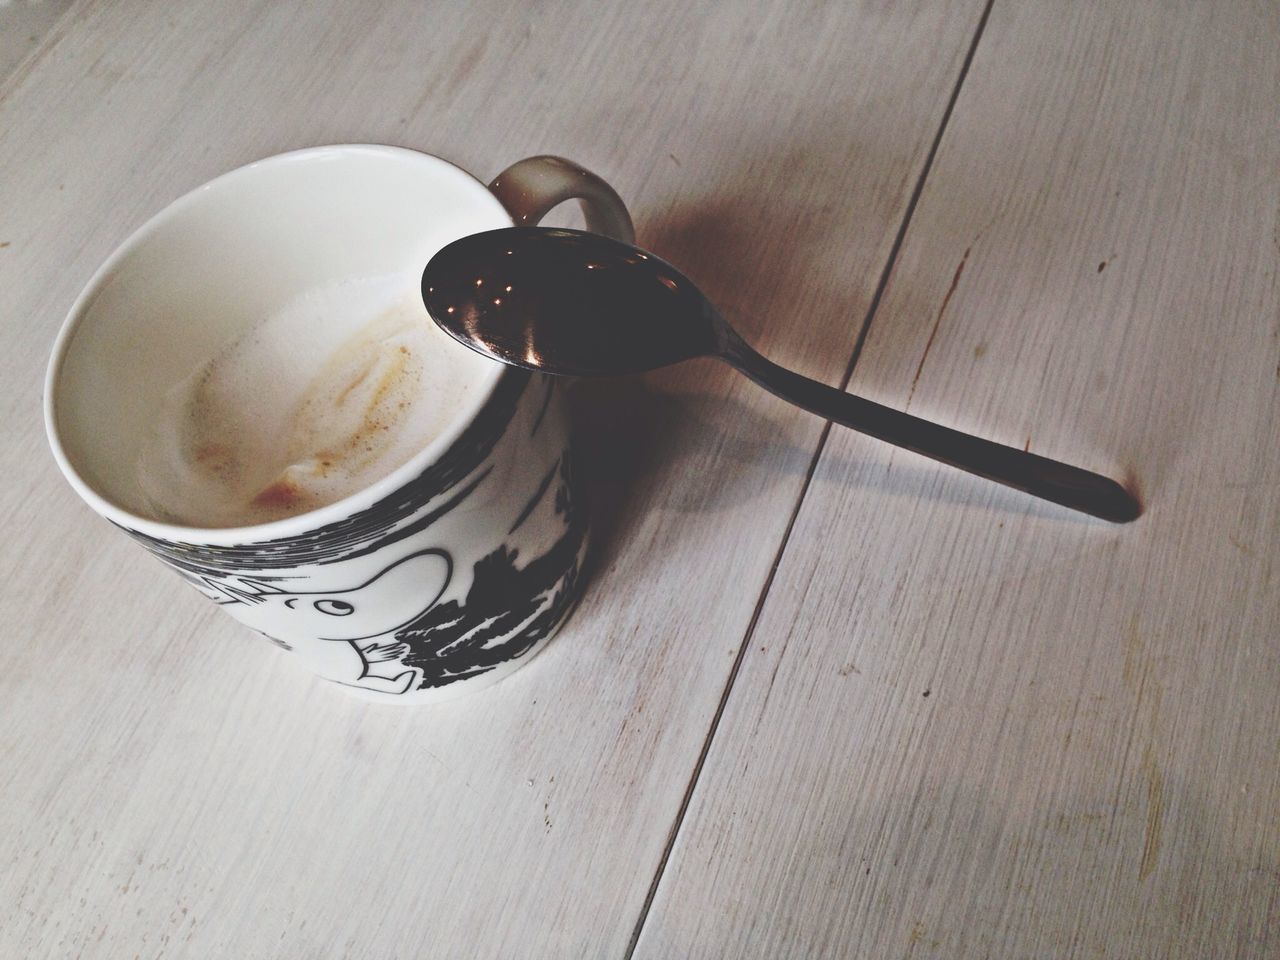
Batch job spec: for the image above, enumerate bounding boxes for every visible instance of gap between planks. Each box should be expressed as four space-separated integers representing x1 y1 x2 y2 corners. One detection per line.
622 0 999 955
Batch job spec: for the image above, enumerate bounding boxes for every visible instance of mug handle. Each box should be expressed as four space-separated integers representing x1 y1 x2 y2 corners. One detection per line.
489 156 635 244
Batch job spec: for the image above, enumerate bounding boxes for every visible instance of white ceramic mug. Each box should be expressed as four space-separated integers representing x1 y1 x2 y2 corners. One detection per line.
45 145 633 703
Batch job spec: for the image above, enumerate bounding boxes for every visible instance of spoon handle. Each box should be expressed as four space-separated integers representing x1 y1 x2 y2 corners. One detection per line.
720 333 1139 523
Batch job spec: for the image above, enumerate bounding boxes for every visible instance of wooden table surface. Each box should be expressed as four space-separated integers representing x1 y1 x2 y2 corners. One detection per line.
3 1 1277 956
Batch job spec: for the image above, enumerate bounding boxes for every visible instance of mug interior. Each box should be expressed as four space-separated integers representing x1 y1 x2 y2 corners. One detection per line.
47 145 510 531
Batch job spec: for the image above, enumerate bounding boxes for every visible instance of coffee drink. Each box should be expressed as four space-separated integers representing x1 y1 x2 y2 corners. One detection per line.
135 274 476 528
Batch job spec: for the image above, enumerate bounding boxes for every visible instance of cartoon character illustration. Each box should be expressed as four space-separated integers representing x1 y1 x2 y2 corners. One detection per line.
198 550 451 694
398 450 587 687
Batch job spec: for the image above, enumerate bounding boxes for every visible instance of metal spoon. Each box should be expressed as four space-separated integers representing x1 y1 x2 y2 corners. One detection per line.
422 226 1140 523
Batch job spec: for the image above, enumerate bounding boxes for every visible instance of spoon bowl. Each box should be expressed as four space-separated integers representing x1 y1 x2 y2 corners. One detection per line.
423 227 717 376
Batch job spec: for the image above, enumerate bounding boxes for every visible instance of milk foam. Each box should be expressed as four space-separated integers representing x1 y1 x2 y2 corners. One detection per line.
135 275 475 527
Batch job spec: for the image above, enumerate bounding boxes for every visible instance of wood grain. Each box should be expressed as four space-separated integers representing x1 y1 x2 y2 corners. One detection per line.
634 1 1280 957
0 0 75 86
0 0 987 955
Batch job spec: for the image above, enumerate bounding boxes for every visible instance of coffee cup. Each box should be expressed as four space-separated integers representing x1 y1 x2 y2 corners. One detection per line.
45 145 633 703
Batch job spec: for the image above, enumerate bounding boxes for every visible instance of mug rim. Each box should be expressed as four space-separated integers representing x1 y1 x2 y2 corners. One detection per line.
44 143 515 546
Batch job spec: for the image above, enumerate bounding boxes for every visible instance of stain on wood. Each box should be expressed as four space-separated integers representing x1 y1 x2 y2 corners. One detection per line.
907 246 970 407
1139 746 1165 881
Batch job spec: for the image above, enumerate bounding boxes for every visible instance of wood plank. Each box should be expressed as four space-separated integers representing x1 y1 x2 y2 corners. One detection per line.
0 0 987 955
634 1 1280 956
0 0 75 85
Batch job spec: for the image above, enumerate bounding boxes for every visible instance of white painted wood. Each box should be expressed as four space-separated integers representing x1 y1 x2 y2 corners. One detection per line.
635 1 1280 957
0 0 74 84
0 1 987 955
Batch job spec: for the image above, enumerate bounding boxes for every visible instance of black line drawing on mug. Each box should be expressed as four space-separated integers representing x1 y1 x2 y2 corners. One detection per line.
129 375 588 695
529 376 556 438
202 549 452 695
399 451 585 689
